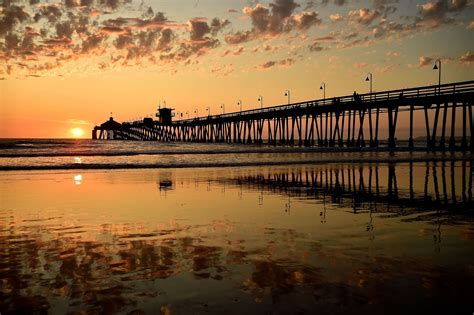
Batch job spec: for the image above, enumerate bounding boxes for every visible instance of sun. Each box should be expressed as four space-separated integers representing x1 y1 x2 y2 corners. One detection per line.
70 128 84 138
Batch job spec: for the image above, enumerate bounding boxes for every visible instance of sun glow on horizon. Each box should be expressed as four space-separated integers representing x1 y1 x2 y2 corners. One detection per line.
70 128 85 138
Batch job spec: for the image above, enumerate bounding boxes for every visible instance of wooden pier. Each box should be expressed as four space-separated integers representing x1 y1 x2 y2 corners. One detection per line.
92 80 474 150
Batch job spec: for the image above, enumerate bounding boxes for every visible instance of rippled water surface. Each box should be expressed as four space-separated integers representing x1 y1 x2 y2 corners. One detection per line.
1 162 473 314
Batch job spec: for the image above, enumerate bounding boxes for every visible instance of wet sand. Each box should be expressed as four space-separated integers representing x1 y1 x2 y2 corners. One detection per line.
0 162 473 314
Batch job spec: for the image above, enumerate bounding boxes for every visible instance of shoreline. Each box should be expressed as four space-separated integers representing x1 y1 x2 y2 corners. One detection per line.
0 154 472 171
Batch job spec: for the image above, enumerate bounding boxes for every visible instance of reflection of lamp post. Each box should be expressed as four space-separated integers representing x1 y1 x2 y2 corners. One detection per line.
237 100 242 112
433 59 441 93
258 95 263 109
220 103 225 114
194 109 198 117
319 82 326 101
365 73 373 95
284 90 290 104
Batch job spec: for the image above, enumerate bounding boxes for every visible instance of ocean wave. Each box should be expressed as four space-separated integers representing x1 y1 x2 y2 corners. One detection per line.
0 146 445 157
0 155 471 171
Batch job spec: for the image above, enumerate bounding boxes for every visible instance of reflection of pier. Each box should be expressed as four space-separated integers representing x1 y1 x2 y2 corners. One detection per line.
220 162 473 212
93 81 473 150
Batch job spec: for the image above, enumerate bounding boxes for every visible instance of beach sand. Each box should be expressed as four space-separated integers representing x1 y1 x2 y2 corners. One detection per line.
1 163 473 314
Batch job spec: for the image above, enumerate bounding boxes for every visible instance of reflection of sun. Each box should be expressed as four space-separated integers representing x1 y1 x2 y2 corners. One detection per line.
70 128 84 138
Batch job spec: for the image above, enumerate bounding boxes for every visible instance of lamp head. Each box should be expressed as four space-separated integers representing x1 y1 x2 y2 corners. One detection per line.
285 92 288 96
320 86 323 90
365 76 370 81
433 64 438 70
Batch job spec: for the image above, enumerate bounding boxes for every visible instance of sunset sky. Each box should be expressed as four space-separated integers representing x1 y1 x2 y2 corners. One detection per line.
1 0 473 138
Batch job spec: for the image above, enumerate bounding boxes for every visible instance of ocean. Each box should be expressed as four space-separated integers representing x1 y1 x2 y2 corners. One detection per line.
0 138 471 170
0 139 473 314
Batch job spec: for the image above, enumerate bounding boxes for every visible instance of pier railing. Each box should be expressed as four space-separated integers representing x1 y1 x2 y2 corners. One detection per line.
174 80 474 124
93 80 474 150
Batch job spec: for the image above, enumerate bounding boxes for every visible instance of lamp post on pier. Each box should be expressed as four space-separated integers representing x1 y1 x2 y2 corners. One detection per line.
237 100 242 112
433 59 441 94
258 95 263 109
365 73 373 95
220 103 225 114
319 83 326 101
284 90 290 104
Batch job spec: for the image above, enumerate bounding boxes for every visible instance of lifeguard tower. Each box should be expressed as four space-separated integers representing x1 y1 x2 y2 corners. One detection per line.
155 107 174 125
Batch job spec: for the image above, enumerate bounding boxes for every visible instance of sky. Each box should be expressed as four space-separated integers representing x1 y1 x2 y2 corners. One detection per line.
0 0 473 138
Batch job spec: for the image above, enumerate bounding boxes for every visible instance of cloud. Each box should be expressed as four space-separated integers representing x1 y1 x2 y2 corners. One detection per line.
224 31 252 44
308 42 324 52
353 62 368 69
292 11 322 30
415 0 469 28
321 0 347 6
225 0 321 44
329 14 343 22
371 20 416 39
459 51 474 64
418 56 434 67
348 8 380 25
189 18 211 41
451 0 467 11
375 64 394 74
256 58 295 70
211 63 234 76
0 5 30 36
210 18 230 35
1 0 231 78
373 0 399 16
386 51 401 57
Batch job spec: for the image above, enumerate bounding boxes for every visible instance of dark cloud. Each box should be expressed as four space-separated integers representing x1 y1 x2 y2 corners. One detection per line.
308 42 324 52
210 18 230 36
36 5 63 23
321 0 347 6
0 5 30 36
225 0 320 43
56 21 74 39
257 57 295 70
189 18 210 41
372 19 416 39
451 0 467 11
373 0 398 16
415 0 469 28
158 28 174 50
224 30 252 44
81 33 105 53
65 0 81 8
